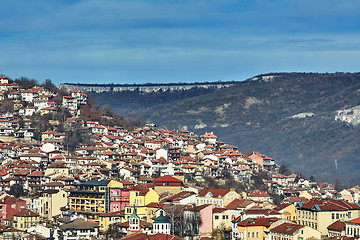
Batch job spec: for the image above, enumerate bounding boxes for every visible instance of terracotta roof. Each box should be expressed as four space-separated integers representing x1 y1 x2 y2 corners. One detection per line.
14 209 39 217
270 222 304 235
198 187 230 197
274 203 292 211
122 232 184 240
328 220 345 231
162 191 196 203
100 211 124 217
154 175 182 183
237 217 279 227
346 217 360 224
299 198 360 211
27 171 44 177
201 132 217 138
226 199 254 209
244 208 281 216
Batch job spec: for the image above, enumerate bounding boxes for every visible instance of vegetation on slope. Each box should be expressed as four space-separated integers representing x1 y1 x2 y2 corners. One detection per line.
89 72 360 185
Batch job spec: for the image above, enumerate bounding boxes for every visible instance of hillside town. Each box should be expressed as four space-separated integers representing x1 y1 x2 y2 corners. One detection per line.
0 76 360 240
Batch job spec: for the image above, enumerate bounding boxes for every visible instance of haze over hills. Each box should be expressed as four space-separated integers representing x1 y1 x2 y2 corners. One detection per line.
67 72 360 185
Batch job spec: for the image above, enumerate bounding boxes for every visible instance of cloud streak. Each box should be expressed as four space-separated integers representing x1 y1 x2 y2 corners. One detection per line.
1 0 360 84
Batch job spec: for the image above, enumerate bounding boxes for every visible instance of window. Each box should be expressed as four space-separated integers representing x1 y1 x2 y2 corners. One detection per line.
215 215 219 220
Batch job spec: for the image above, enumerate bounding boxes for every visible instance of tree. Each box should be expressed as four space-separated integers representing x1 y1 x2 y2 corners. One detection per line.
184 210 201 238
8 184 27 198
163 204 192 237
105 223 125 240
14 77 38 89
41 79 57 92
212 223 227 240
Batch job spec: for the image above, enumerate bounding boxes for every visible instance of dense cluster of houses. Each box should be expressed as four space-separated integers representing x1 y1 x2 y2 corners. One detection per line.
0 76 360 240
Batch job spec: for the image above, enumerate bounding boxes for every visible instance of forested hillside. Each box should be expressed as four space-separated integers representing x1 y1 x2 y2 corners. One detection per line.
89 72 360 185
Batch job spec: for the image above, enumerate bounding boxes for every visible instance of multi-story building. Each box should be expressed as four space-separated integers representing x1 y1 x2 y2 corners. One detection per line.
39 189 68 220
68 179 125 223
0 196 26 225
232 217 279 240
125 187 159 221
12 209 40 231
196 188 240 208
268 222 321 240
296 198 360 237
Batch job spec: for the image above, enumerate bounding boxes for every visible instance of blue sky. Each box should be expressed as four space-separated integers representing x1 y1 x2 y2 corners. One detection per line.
1 0 360 85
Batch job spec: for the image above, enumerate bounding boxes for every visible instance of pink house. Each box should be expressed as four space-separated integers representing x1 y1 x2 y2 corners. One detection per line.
110 188 130 213
0 196 26 224
184 204 215 236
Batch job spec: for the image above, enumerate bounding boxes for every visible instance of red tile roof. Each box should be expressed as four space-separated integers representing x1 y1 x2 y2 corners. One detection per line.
237 217 279 227
270 222 303 235
299 198 360 211
14 209 39 217
328 220 346 231
154 175 182 183
198 187 230 197
226 199 254 210
346 217 360 224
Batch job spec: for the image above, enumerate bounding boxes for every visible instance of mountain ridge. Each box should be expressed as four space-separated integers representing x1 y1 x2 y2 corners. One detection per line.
82 72 360 185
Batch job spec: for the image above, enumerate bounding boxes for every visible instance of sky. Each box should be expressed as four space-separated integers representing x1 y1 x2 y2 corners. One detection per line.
1 0 360 85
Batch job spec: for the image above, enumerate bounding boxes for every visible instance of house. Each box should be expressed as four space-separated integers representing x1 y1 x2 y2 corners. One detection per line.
247 190 273 203
161 191 196 205
327 220 346 237
268 222 321 240
274 203 297 222
11 208 40 231
58 218 99 240
68 179 124 223
38 189 68 220
345 217 360 238
125 187 159 221
0 196 26 225
200 132 217 145
0 225 24 239
212 207 234 233
62 96 78 111
232 217 279 240
99 211 125 232
196 187 240 207
153 175 183 195
184 204 215 237
296 198 360 237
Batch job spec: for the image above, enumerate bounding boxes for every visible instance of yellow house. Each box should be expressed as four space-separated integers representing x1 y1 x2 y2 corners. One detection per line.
125 188 159 221
12 209 40 231
39 189 68 220
234 217 279 240
274 203 297 222
269 222 321 240
153 175 184 195
99 211 126 232
296 198 360 237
